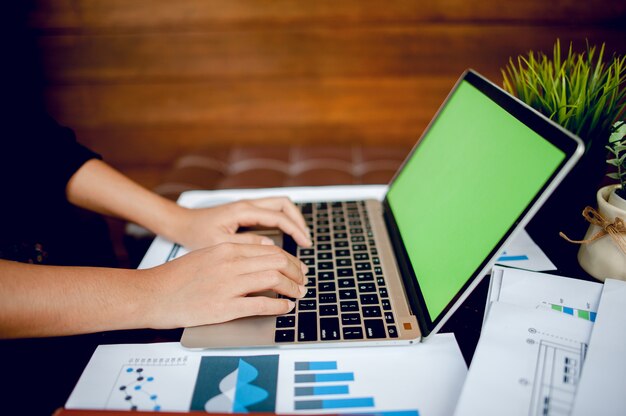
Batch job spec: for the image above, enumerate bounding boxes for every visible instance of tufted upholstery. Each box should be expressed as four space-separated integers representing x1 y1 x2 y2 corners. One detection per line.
153 146 412 201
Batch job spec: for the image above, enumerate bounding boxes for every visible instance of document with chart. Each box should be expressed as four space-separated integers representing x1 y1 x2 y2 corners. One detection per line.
454 302 593 416
486 266 603 324
66 334 467 415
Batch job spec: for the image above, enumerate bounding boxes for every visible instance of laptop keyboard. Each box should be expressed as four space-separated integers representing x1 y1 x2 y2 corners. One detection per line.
276 201 398 343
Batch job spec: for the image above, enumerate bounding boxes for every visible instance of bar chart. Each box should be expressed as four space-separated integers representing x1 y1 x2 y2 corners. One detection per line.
293 361 375 411
548 303 597 322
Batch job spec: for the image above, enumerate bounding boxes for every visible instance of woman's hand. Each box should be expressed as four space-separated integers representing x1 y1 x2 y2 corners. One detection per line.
144 242 308 328
168 196 312 250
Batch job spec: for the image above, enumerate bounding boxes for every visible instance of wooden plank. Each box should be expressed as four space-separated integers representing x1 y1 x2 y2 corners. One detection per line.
44 76 452 128
38 26 626 84
29 0 626 31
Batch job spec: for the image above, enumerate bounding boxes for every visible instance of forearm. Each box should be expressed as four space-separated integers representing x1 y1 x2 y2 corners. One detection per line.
0 259 156 338
65 159 186 242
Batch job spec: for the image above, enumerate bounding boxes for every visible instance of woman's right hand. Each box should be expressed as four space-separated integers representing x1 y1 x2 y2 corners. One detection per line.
142 242 308 329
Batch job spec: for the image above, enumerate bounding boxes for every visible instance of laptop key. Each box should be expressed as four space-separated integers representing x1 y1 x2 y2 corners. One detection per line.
362 306 382 317
319 293 337 304
356 262 371 271
340 301 359 312
320 304 338 316
298 312 318 341
357 272 374 282
275 329 295 343
302 258 315 266
306 278 316 287
320 317 340 341
318 271 335 281
341 313 361 325
318 243 332 251
335 249 351 257
317 252 333 260
318 282 336 292
336 258 352 267
384 312 395 323
339 290 357 300
338 278 355 288
300 249 314 256
376 276 386 286
276 316 296 328
299 299 317 310
360 294 379 305
336 241 349 248
388 325 399 338
338 268 354 277
379 288 389 298
381 299 392 310
342 327 364 340
354 253 369 261
353 244 367 251
358 283 376 292
364 319 386 339
318 261 333 270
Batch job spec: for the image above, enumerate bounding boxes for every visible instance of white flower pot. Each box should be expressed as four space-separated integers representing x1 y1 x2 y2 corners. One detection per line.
578 185 626 281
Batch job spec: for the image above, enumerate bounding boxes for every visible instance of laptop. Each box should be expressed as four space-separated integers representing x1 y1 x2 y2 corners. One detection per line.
181 69 583 349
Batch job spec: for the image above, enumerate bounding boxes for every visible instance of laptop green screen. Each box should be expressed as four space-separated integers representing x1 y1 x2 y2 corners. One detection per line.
386 80 566 321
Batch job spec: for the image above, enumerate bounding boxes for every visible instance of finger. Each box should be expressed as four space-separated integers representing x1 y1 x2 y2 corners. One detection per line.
238 269 308 300
224 232 276 246
235 252 307 285
229 296 296 319
234 204 312 247
248 197 309 235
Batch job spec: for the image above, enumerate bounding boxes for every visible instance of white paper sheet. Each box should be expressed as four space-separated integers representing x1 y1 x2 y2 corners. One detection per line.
494 229 556 271
571 278 626 416
454 302 593 416
139 186 555 271
66 334 467 416
486 266 603 324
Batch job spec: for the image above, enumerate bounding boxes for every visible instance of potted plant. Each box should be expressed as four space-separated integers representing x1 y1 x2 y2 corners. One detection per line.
501 40 626 274
567 121 626 281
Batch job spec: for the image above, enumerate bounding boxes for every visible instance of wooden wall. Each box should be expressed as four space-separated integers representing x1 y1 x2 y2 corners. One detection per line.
26 0 626 188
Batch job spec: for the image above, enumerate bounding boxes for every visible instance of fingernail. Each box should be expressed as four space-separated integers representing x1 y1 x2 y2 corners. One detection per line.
286 300 295 311
300 262 308 274
299 285 308 297
261 237 275 246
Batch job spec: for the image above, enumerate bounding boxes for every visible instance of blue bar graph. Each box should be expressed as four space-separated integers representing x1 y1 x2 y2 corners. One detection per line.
295 385 350 396
590 312 597 322
295 397 375 410
293 359 378 411
295 372 354 383
497 254 529 262
294 361 338 371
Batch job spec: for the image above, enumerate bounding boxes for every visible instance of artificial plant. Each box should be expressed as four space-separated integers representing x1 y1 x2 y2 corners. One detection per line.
502 39 626 147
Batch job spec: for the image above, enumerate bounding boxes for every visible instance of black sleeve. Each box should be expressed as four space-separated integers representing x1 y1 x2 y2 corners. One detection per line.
3 111 102 206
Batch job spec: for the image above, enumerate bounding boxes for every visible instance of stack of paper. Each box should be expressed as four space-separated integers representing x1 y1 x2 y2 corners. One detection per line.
455 267 603 416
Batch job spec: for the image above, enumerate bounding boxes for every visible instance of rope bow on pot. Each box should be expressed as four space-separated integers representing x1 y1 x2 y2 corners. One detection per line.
560 206 626 254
